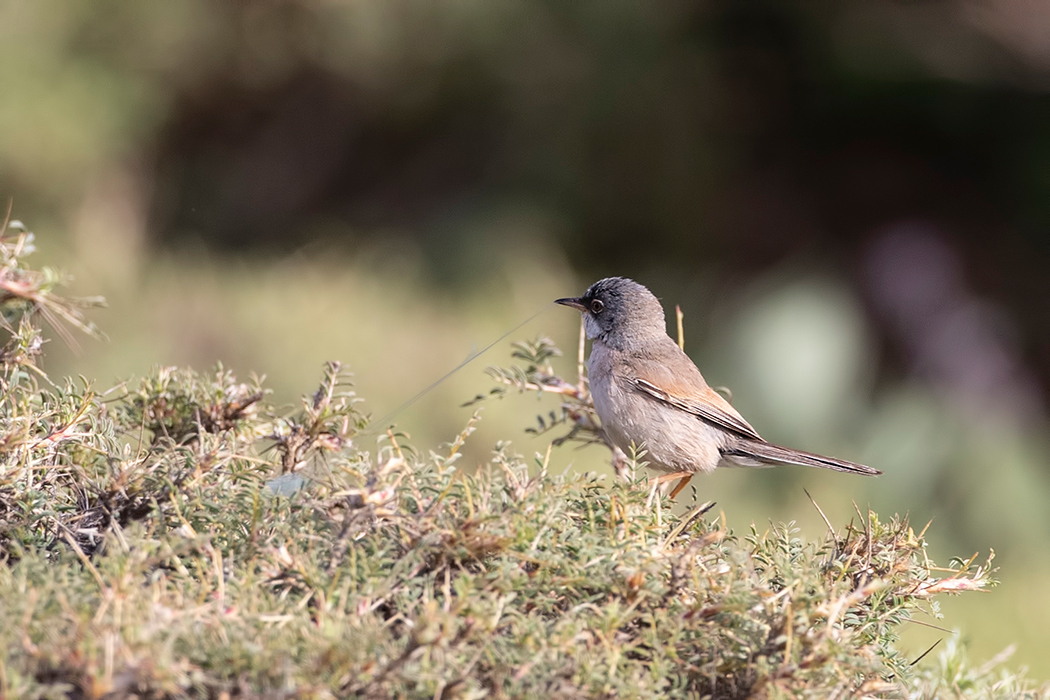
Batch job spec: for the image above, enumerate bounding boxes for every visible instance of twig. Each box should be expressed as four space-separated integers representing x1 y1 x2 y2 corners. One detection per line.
804 488 838 550
676 304 685 350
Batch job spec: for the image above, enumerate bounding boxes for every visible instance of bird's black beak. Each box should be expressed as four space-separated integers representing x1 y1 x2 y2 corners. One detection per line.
554 296 587 312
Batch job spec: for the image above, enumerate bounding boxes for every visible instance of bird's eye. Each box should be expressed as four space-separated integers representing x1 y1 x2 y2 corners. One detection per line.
590 299 604 313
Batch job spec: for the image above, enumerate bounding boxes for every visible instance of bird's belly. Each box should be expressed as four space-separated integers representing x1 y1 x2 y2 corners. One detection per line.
591 374 723 474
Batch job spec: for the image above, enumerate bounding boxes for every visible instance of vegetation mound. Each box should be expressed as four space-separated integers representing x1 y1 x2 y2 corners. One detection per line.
0 219 1044 698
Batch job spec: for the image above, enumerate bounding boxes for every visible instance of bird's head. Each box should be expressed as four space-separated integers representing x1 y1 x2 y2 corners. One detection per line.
555 277 666 347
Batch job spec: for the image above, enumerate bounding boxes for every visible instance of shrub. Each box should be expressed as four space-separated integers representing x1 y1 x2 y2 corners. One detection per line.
0 218 1045 699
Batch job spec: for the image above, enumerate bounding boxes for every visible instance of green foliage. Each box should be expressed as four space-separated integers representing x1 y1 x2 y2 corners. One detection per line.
0 213 103 347
465 336 607 451
0 224 1047 698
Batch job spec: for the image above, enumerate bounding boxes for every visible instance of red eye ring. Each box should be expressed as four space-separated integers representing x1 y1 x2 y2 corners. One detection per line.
591 299 604 313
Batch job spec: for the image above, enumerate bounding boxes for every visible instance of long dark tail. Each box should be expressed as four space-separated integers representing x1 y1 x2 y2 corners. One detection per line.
723 440 881 476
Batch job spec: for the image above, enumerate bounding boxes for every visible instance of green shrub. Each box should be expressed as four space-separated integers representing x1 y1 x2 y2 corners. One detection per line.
0 219 1045 699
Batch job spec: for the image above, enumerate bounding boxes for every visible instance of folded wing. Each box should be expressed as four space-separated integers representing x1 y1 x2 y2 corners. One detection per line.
632 377 762 441
630 365 880 476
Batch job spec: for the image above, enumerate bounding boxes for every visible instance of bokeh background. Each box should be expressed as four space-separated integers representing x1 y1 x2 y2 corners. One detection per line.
4 0 1050 677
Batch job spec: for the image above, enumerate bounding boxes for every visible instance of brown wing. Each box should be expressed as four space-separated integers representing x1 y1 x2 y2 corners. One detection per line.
625 340 879 476
631 377 763 442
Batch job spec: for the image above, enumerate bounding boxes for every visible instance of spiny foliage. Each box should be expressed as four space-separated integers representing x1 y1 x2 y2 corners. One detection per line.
0 386 1023 698
0 209 103 350
0 220 1047 699
465 335 607 451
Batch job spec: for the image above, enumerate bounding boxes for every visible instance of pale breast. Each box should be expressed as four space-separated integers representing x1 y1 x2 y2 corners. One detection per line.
588 342 724 474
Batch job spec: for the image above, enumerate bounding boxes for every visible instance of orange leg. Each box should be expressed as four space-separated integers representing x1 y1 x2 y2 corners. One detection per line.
653 471 694 500
668 474 693 500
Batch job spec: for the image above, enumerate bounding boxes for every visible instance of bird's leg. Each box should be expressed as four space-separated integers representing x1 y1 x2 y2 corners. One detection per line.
668 474 693 500
652 471 693 500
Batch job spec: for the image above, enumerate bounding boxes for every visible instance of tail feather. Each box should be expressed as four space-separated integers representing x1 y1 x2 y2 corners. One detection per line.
723 440 880 476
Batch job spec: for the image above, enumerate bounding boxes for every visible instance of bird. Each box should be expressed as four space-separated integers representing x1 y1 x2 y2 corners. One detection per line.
555 277 879 496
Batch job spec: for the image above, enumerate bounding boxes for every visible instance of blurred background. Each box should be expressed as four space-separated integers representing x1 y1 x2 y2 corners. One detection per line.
3 0 1050 677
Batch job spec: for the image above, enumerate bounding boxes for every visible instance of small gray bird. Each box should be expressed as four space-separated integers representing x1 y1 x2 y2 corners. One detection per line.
556 277 879 493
